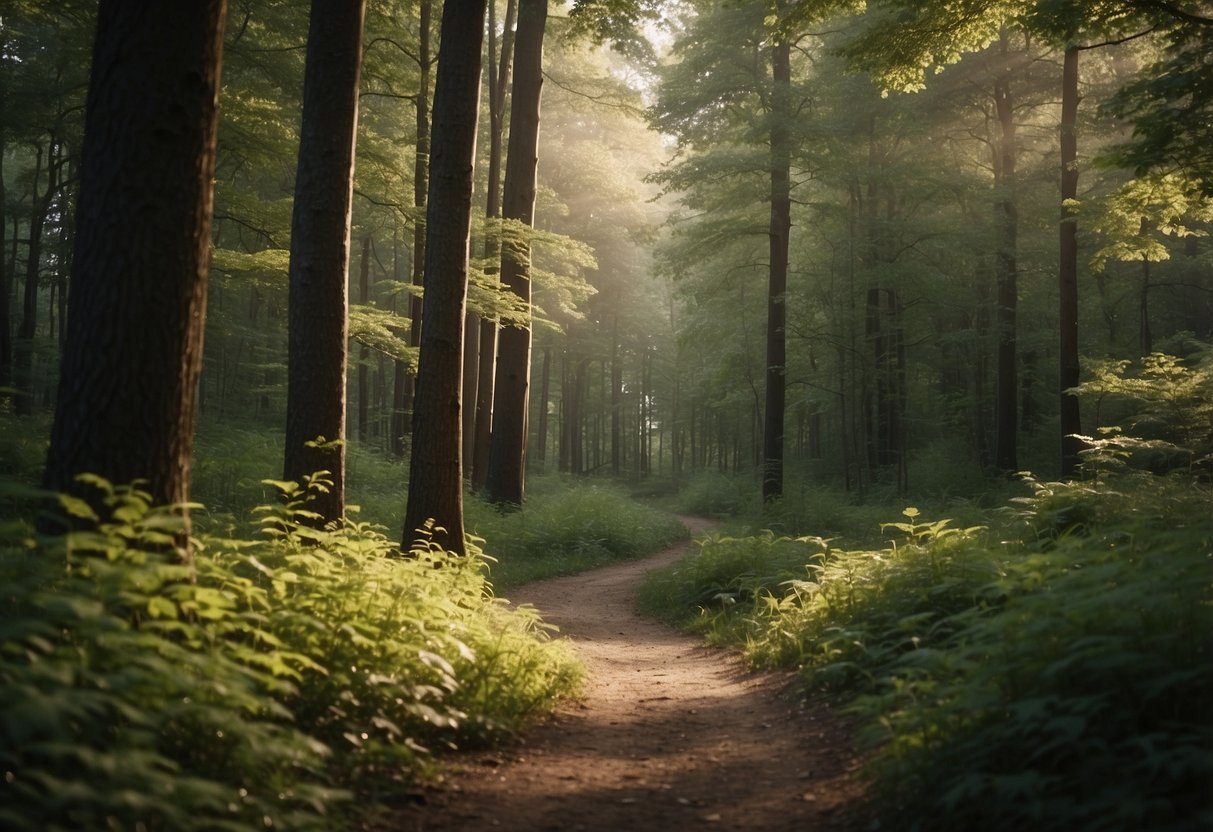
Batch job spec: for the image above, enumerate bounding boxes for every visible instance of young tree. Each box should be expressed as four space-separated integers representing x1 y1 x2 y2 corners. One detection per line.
283 0 368 525
403 0 489 554
485 0 549 507
763 34 791 502
43 0 227 533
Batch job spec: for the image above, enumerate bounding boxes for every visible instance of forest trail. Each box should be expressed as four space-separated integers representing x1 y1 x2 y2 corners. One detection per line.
391 517 869 832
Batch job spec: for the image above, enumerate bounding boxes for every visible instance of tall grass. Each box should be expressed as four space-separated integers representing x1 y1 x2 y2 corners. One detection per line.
467 477 688 588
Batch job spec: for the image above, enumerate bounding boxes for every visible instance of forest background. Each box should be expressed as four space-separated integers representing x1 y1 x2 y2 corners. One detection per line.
0 0 1210 830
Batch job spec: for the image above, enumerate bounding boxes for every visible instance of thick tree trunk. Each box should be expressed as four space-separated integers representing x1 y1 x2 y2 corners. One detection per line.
762 38 791 503
283 0 367 525
1059 45 1083 477
485 0 547 507
403 0 488 555
43 0 227 538
993 73 1019 473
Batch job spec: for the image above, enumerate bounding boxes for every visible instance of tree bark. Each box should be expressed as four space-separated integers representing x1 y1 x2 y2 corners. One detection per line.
762 38 791 503
536 343 551 468
357 234 371 442
1058 45 1083 477
283 0 367 526
485 0 547 507
471 0 516 491
43 0 227 539
15 142 62 416
401 0 432 425
403 0 488 555
0 135 9 402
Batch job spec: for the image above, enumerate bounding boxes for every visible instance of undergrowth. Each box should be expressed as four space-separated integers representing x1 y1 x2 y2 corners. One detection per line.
640 474 1212 831
0 475 581 831
466 478 688 588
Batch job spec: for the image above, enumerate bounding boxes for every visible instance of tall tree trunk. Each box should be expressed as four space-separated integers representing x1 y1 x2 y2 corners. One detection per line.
391 230 408 456
536 343 550 468
1139 257 1152 356
0 135 10 401
1059 45 1083 477
471 0 516 491
43 0 227 540
485 0 547 507
762 37 791 503
15 143 59 416
993 72 1019 473
402 0 432 423
403 0 488 555
611 315 622 475
358 234 371 442
283 0 367 526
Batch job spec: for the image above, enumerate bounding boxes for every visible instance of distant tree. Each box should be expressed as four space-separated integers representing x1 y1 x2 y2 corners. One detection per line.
485 0 549 507
283 0 368 526
403 0 489 554
43 0 228 535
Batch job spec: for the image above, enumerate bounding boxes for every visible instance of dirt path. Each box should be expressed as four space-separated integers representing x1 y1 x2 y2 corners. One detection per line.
389 518 869 831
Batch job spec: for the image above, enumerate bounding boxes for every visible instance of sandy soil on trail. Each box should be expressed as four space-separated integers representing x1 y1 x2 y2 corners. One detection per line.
388 517 871 832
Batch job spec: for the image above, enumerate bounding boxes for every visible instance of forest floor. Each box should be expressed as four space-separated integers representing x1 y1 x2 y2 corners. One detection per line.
384 517 872 832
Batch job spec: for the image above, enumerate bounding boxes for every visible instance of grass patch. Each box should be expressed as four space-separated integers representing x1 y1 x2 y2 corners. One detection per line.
467 477 688 589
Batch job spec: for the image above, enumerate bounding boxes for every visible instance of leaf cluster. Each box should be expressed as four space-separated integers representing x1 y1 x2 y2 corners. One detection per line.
641 472 1212 831
0 474 582 830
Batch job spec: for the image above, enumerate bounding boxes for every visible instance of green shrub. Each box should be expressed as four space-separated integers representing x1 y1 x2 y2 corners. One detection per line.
1 474 581 830
643 474 1212 831
466 478 687 588
857 478 1212 831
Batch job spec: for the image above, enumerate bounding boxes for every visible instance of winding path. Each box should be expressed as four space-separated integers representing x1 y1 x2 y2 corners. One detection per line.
390 517 868 831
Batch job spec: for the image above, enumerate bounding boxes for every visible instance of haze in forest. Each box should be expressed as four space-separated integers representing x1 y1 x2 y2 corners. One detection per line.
1 1 1210 831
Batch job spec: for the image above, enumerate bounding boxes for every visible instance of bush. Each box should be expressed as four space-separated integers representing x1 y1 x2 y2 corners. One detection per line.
466 477 687 588
0 475 581 830
857 477 1212 831
642 474 1212 831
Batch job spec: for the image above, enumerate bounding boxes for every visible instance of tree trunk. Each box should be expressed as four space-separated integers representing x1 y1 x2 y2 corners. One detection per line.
0 135 10 401
762 38 791 503
471 0 516 491
15 143 60 416
43 0 227 540
611 317 622 475
402 0 432 424
358 235 371 442
1139 258 1152 356
1059 45 1083 477
485 0 547 507
993 72 1019 473
536 343 551 468
283 0 367 526
403 0 488 555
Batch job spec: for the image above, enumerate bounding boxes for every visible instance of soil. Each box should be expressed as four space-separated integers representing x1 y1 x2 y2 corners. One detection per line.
385 517 872 832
